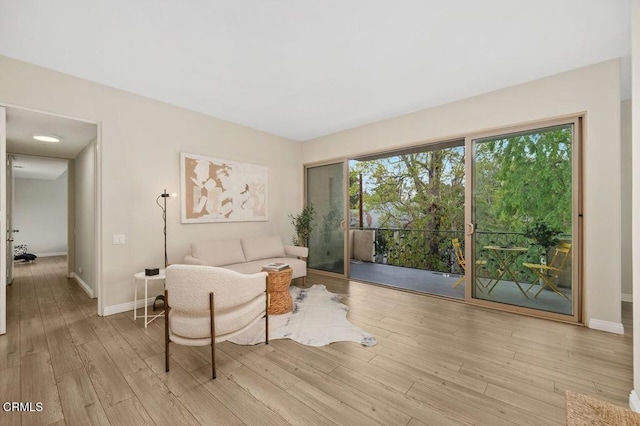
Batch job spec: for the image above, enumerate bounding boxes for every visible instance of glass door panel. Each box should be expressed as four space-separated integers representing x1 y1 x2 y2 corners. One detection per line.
470 123 576 317
306 162 345 274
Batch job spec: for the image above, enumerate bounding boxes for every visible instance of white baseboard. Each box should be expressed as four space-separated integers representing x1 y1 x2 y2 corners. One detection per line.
34 251 68 258
588 318 624 334
622 293 633 303
630 390 640 412
103 297 159 316
70 272 95 298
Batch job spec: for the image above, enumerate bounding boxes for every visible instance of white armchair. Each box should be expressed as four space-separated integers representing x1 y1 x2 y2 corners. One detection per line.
164 264 269 379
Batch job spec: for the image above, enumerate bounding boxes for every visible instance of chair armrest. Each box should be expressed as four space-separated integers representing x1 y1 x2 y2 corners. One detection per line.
284 245 308 260
184 255 207 266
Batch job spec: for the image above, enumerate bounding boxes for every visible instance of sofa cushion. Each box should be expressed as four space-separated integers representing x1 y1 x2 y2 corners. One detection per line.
191 239 246 267
241 236 285 261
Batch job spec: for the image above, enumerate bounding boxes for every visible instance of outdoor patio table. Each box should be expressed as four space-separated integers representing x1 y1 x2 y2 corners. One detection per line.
483 246 529 298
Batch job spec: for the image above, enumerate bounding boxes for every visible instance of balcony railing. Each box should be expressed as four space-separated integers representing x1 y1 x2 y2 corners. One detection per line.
351 227 571 284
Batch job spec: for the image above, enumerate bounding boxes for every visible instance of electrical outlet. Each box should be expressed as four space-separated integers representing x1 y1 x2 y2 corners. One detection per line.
78 267 83 274
112 234 126 245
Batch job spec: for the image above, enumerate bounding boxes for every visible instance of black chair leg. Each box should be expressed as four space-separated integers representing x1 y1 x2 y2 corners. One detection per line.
210 292 216 379
164 290 170 372
265 286 270 345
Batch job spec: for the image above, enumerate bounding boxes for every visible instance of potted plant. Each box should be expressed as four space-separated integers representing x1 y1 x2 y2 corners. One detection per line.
524 220 562 265
289 203 316 247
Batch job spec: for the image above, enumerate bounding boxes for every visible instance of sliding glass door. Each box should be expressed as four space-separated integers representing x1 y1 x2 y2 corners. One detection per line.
306 162 346 275
302 117 581 323
467 118 581 321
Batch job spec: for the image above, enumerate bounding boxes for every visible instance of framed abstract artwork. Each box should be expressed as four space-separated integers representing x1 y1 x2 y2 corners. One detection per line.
180 152 268 223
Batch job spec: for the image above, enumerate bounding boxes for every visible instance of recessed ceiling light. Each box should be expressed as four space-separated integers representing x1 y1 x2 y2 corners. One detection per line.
33 134 61 143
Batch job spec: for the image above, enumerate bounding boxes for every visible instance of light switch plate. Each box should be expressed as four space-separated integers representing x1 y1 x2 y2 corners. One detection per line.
112 234 126 245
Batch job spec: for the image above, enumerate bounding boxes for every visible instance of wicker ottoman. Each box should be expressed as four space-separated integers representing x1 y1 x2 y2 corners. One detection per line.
263 267 293 315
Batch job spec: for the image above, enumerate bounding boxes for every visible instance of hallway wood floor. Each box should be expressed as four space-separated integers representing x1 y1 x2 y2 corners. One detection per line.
0 256 633 425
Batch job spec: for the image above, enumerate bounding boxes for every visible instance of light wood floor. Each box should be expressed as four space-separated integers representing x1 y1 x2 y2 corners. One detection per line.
0 256 633 425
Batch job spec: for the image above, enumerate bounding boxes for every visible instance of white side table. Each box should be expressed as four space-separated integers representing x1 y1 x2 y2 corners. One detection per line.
133 269 166 327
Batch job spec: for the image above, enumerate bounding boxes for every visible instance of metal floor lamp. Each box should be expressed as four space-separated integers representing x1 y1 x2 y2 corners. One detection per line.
154 188 175 310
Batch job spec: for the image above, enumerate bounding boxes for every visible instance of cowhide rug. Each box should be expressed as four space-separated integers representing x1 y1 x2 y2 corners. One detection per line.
229 284 377 347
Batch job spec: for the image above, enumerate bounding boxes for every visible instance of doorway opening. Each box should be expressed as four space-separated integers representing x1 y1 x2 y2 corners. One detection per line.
10 155 70 282
348 140 466 298
3 107 98 322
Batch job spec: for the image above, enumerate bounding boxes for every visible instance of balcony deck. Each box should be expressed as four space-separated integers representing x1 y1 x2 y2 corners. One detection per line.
349 260 573 315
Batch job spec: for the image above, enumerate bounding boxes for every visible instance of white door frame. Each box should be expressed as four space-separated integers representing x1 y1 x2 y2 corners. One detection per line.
95 121 103 315
6 154 14 286
0 107 6 335
0 103 103 326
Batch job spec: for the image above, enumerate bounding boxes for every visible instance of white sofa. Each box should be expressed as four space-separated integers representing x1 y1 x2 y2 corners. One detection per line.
184 236 308 283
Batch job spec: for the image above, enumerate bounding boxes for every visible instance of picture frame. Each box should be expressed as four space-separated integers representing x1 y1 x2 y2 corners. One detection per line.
180 152 268 223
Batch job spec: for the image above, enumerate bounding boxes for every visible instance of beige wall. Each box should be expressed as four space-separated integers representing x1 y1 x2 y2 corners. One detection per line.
0 55 303 310
14 172 68 256
303 60 622 328
622 100 632 300
74 141 96 293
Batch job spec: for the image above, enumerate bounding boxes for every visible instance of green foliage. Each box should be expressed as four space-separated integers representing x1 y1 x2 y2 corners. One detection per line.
373 231 388 257
289 204 316 247
475 127 572 234
351 147 465 232
349 125 574 274
351 147 465 270
349 169 362 210
524 220 562 250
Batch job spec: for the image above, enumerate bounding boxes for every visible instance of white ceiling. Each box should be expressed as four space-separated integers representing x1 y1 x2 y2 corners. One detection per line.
6 108 96 159
0 0 631 141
